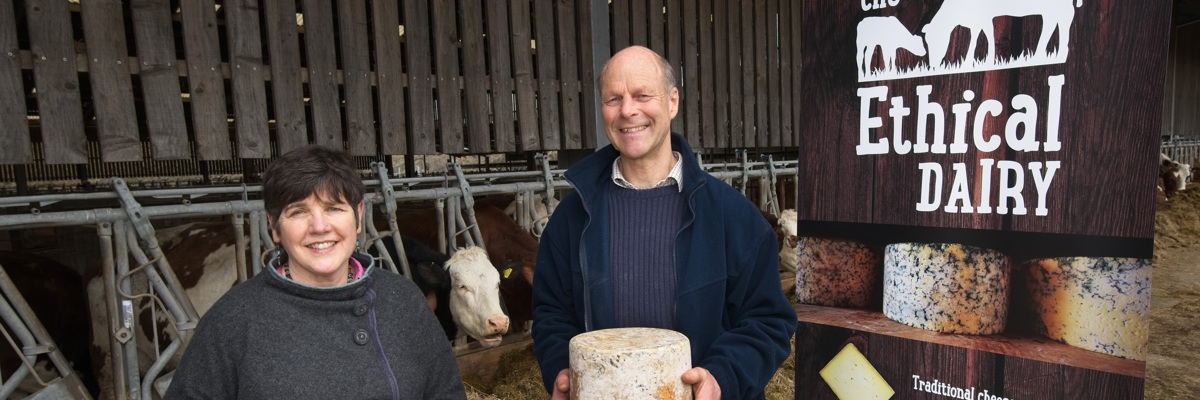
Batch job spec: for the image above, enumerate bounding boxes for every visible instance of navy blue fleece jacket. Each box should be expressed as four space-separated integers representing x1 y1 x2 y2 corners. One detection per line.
531 133 797 399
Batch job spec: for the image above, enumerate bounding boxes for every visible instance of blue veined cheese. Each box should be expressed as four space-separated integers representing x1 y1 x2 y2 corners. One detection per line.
569 327 692 399
883 243 1010 335
1021 257 1151 361
794 237 880 308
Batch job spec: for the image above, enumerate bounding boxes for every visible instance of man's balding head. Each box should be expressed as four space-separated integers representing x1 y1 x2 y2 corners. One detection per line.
599 46 677 93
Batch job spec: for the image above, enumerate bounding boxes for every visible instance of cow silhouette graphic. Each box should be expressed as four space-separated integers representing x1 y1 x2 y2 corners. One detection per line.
922 0 1081 67
856 16 927 76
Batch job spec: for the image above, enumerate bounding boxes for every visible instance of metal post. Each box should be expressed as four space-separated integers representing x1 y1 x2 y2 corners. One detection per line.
232 213 248 283
96 222 128 400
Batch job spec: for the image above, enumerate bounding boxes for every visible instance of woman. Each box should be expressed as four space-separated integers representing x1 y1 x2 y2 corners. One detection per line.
166 145 466 399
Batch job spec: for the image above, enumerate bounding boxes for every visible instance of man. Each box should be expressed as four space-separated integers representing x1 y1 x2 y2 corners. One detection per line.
531 46 796 399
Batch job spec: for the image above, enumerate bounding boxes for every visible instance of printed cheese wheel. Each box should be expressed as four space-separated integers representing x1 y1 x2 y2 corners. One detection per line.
569 327 691 399
1021 257 1151 360
883 242 1010 335
794 237 880 308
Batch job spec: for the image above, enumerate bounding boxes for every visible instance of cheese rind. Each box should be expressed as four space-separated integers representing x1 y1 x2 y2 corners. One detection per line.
883 242 1010 335
794 237 880 308
569 327 691 399
1021 257 1151 361
819 343 895 400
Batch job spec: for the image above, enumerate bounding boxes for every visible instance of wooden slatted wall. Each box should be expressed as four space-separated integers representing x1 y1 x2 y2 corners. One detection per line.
611 0 801 151
0 0 802 173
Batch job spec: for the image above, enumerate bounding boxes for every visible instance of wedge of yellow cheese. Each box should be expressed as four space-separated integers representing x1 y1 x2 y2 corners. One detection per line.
819 343 894 400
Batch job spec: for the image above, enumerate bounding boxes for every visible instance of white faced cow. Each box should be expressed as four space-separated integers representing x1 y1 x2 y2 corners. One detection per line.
777 209 799 274
443 246 510 348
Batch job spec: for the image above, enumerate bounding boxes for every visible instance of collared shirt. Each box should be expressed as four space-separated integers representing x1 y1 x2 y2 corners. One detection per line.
611 151 684 192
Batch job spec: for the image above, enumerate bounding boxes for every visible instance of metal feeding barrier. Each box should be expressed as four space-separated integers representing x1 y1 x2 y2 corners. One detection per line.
0 153 796 400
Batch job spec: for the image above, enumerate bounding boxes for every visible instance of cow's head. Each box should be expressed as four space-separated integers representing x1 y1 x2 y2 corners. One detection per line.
444 246 510 347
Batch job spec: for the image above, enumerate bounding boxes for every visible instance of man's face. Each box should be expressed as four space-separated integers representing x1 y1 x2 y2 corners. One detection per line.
599 51 679 162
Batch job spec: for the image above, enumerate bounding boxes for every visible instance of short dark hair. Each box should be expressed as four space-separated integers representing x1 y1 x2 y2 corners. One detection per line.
261 145 365 230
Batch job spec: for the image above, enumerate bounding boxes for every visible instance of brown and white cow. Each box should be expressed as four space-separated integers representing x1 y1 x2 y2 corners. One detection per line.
777 209 799 274
370 235 511 346
392 203 539 331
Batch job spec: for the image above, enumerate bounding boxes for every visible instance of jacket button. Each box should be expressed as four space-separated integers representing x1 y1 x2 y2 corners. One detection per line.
354 329 369 345
353 303 368 316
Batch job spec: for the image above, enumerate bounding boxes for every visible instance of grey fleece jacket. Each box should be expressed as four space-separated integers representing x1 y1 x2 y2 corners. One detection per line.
164 252 466 399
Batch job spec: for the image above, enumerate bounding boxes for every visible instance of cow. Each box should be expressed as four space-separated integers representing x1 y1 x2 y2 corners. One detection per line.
392 203 539 332
475 192 559 239
370 236 513 345
856 16 927 75
922 0 1080 67
777 209 799 274
84 220 243 399
502 193 559 238
0 251 97 398
1160 154 1190 200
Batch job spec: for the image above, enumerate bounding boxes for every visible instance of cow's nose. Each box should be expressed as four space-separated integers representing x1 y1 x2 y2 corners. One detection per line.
488 315 510 334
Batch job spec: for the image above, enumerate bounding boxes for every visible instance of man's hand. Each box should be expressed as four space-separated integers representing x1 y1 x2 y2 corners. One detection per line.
681 367 721 400
550 368 572 400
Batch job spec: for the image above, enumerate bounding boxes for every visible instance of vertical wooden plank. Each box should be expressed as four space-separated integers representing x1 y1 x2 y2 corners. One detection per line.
82 0 139 162
25 0 86 164
576 0 601 149
612 0 629 51
740 0 756 148
557 0 582 149
226 0 270 158
486 0 516 152
754 0 769 147
681 0 699 146
510 0 540 151
791 0 802 150
630 0 646 47
301 0 343 148
665 0 682 136
180 0 231 160
263 0 308 154
130 0 190 160
776 0 793 149
0 0 32 164
460 0 491 152
372 0 406 155
431 0 465 154
648 0 665 54
725 0 741 149
404 0 436 154
534 0 561 150
338 0 376 156
700 0 717 150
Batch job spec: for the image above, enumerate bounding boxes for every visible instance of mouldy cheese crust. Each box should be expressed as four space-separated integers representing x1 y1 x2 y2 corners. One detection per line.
794 237 880 308
569 327 691 400
883 242 1010 335
1021 257 1151 361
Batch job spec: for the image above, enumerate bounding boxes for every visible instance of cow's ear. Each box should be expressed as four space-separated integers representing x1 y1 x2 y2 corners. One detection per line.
497 260 523 283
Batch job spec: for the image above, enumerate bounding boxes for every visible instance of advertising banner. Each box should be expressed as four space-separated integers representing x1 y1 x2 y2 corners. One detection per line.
795 0 1172 399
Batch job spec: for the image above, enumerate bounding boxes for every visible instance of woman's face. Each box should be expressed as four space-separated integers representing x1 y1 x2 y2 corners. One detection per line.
271 192 363 287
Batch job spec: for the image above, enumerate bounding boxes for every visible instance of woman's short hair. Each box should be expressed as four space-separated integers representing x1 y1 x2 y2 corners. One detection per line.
261 145 365 229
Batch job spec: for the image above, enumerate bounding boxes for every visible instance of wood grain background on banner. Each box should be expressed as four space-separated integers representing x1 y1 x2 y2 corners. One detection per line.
794 306 1146 400
797 0 1172 239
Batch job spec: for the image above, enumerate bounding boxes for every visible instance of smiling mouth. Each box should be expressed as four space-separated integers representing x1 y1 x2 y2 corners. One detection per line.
307 241 337 250
619 125 648 133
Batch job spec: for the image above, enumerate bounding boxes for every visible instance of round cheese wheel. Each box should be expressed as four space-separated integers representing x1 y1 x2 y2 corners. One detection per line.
794 237 880 308
1021 257 1151 360
883 242 1010 335
569 327 691 399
